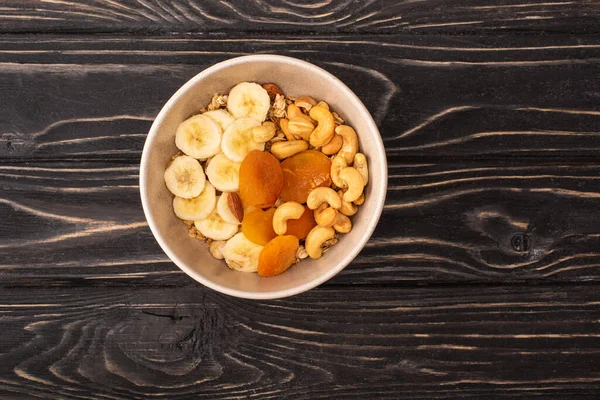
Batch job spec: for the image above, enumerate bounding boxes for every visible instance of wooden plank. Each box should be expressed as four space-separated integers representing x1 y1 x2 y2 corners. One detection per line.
0 0 598 34
0 284 597 398
3 160 600 284
1 34 599 161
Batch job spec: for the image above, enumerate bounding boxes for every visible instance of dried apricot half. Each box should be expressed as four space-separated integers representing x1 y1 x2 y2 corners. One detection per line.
239 150 284 207
285 205 316 240
280 150 332 204
258 235 300 277
242 207 277 246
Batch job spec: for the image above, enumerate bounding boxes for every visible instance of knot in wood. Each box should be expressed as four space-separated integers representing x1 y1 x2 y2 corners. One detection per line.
511 233 531 252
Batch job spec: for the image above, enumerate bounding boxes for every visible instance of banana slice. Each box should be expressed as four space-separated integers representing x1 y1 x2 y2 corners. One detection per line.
203 109 235 132
175 114 222 160
221 118 265 162
227 82 271 122
217 193 241 224
164 155 206 198
221 232 263 273
194 204 239 241
205 153 241 192
173 182 216 221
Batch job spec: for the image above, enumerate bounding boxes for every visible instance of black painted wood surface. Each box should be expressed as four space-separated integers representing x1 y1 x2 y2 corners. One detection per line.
1 0 598 34
1 284 599 399
1 1 600 398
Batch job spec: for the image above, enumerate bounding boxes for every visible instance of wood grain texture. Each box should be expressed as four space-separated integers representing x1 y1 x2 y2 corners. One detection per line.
1 4 600 399
1 34 600 284
0 0 598 34
1 34 600 161
3 160 600 284
0 284 598 399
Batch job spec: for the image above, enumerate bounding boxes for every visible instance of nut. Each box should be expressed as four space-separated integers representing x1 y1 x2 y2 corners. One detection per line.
305 226 336 259
333 213 352 233
262 83 284 100
294 96 317 111
339 167 365 203
321 134 343 155
336 125 359 165
316 101 329 110
307 187 342 210
227 192 244 223
287 104 304 119
338 190 358 216
273 201 305 235
288 116 315 141
209 241 226 259
331 155 347 188
270 140 309 160
314 204 338 227
252 121 277 143
279 118 296 141
354 193 365 205
308 105 335 147
353 153 369 185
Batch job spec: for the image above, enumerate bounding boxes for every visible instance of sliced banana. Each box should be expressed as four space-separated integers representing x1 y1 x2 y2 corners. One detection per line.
194 205 239 241
164 155 206 199
203 109 235 132
221 118 265 162
205 153 242 192
221 232 263 273
173 182 216 221
227 82 271 122
175 114 222 160
217 193 241 224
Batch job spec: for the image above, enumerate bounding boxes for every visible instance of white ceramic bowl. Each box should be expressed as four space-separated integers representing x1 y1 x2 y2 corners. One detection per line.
140 55 387 299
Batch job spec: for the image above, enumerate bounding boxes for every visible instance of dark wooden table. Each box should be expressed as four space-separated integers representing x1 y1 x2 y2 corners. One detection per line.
1 1 600 398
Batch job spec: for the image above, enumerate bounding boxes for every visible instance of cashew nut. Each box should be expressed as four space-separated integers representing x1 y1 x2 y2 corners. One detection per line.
314 204 338 227
270 140 309 160
305 226 336 259
307 187 342 210
353 152 369 185
209 240 226 259
308 105 335 147
321 134 343 155
338 190 358 216
316 101 329 110
252 121 277 143
273 201 305 235
333 213 352 233
354 192 365 205
336 125 359 165
287 104 304 119
288 116 315 141
339 167 365 202
331 155 347 188
294 96 317 111
279 118 295 141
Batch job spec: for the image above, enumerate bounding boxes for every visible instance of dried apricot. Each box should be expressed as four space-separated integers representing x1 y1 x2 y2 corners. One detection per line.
258 235 300 277
242 207 277 246
239 150 284 207
285 205 316 240
280 150 332 203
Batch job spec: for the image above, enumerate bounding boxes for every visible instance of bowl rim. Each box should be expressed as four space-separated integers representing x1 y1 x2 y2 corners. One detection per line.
140 54 387 299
